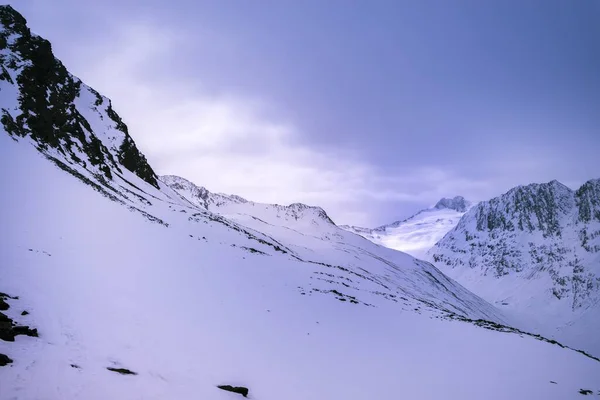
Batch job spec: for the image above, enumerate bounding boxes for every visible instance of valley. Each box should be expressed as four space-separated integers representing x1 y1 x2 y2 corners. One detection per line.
0 5 599 399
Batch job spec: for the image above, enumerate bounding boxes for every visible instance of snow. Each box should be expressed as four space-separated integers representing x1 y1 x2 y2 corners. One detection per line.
1 7 599 397
159 175 504 320
74 86 127 154
342 207 468 260
428 182 600 358
375 208 467 259
2 134 600 399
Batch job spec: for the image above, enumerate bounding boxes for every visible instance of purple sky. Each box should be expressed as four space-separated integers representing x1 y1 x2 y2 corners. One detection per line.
10 0 600 226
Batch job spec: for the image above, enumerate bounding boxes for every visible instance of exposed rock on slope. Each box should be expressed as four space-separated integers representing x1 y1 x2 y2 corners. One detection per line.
161 175 337 231
433 196 471 212
0 5 158 189
429 179 600 356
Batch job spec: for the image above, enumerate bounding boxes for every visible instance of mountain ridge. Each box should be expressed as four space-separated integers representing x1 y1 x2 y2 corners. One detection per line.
429 178 600 356
433 195 471 213
160 174 337 228
0 5 158 189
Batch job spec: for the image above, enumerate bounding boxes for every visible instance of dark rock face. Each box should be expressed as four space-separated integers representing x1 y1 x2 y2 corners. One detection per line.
0 5 159 189
217 385 249 397
0 353 13 366
0 312 12 340
431 179 600 311
434 196 471 212
11 325 38 337
106 104 159 188
0 292 38 342
472 180 573 237
0 311 38 341
107 367 137 375
576 179 600 224
0 291 15 311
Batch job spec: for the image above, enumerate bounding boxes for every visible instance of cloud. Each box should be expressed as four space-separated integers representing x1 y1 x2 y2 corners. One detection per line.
64 20 489 227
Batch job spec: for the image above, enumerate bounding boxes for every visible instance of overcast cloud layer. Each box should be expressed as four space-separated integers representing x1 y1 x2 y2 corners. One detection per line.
10 0 600 226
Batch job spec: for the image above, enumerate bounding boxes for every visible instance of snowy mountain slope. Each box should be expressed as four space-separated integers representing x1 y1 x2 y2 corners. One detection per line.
3 109 600 400
161 174 337 237
0 5 179 221
341 196 472 259
1 5 600 399
161 175 503 320
429 180 600 357
0 4 502 324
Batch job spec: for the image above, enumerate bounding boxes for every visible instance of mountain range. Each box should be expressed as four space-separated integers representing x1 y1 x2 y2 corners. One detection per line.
1 5 599 399
341 180 600 358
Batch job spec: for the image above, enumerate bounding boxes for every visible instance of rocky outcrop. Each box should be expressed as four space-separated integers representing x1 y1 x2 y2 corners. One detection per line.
434 196 471 212
0 5 159 188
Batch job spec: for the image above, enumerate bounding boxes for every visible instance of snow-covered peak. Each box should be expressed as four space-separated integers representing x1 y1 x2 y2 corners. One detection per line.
468 179 575 236
160 174 206 191
341 197 473 259
373 196 473 232
160 175 336 230
429 178 600 356
434 196 472 212
286 202 335 224
160 175 212 208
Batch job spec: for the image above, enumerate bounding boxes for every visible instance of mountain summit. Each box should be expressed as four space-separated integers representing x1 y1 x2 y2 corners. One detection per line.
434 196 471 212
375 195 473 231
341 196 473 259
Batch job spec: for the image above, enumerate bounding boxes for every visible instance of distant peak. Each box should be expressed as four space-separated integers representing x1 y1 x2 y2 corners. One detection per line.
160 174 190 185
287 203 336 225
433 196 471 212
546 179 569 190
